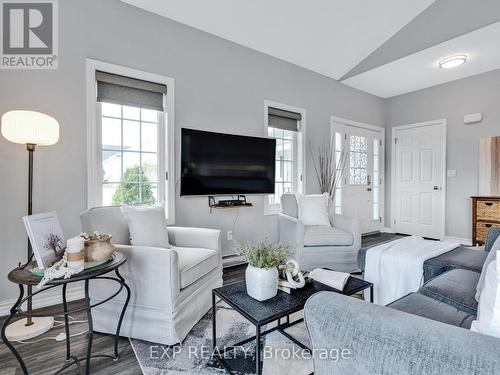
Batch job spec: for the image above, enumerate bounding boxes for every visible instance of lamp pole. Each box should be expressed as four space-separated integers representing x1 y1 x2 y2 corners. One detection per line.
26 143 36 326
1 110 59 340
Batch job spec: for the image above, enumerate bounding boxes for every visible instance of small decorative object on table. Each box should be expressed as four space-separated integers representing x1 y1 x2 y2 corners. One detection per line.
80 231 115 262
66 236 85 270
23 211 66 269
238 240 289 301
277 259 306 294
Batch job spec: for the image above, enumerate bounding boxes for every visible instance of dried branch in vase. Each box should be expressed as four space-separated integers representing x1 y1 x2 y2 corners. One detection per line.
310 139 347 200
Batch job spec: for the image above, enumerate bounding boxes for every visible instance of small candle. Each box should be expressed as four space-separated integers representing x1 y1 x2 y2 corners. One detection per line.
66 236 85 270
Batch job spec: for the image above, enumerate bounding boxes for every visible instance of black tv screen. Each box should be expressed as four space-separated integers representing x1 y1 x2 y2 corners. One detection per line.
181 128 276 196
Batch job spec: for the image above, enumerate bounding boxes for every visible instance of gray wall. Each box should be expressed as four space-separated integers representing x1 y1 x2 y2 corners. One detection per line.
0 0 384 305
385 69 500 240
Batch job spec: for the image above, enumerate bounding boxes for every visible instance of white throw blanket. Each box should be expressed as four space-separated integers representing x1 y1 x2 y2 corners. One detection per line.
365 236 459 305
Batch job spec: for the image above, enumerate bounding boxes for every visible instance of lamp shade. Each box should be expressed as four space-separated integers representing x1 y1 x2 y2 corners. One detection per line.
1 110 59 146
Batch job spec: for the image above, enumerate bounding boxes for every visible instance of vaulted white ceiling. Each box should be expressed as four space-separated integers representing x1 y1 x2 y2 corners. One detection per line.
121 0 435 80
121 0 500 98
342 21 500 98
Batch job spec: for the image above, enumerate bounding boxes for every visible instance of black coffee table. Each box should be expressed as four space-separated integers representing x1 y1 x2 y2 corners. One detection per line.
212 276 373 374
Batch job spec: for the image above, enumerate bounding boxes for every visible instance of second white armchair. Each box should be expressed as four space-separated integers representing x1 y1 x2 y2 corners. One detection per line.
278 194 361 272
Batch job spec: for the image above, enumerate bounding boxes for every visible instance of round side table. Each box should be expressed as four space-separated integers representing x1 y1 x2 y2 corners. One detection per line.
1 251 130 375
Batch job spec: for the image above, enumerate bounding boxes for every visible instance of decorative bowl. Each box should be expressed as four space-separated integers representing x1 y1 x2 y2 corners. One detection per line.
84 237 115 262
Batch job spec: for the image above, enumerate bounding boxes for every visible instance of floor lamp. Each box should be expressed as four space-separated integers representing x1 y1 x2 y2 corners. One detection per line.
1 110 60 341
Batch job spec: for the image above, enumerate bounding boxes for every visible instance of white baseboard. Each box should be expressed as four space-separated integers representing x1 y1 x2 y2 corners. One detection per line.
0 285 84 318
381 227 395 233
444 236 473 247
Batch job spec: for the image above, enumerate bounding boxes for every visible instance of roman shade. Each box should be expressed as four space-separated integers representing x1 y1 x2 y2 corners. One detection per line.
268 107 301 132
96 71 167 111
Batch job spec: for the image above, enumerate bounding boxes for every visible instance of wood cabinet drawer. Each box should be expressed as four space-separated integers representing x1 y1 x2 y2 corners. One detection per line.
476 222 500 244
476 200 500 221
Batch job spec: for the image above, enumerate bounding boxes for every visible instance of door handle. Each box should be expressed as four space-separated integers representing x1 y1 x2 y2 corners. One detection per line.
433 186 441 191
367 188 372 192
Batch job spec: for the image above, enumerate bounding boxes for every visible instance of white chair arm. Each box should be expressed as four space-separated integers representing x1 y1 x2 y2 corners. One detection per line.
278 213 304 253
329 214 361 249
168 227 221 252
112 244 179 308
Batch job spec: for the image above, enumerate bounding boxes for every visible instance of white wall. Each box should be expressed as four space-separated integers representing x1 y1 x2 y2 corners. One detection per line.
385 69 500 241
0 0 385 306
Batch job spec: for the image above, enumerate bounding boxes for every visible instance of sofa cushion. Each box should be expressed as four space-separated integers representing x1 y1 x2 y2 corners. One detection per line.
423 246 487 282
174 247 219 289
303 225 353 247
419 269 479 316
387 292 474 328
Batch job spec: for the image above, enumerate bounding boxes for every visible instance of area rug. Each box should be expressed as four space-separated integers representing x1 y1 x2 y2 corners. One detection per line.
129 302 312 375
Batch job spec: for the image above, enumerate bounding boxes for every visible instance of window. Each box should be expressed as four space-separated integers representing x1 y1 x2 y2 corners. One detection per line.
349 135 368 185
373 138 380 221
264 102 305 214
100 103 160 206
86 60 175 223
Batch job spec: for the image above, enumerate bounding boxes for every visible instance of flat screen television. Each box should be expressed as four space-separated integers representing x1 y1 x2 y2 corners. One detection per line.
181 128 276 196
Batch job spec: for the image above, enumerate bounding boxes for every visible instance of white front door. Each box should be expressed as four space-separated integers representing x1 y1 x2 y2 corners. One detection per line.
392 120 446 239
332 119 384 234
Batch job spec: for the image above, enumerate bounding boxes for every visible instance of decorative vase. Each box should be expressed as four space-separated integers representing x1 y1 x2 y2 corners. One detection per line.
245 265 278 301
84 237 115 262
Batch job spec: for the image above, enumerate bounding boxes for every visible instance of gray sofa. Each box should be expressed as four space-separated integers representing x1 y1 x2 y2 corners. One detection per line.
304 229 500 374
305 292 500 375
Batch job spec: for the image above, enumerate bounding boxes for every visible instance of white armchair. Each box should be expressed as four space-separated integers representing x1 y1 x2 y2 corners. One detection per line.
80 206 222 345
278 194 361 272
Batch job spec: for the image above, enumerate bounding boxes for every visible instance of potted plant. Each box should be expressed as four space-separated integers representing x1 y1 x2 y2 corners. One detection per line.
310 140 346 200
237 240 290 301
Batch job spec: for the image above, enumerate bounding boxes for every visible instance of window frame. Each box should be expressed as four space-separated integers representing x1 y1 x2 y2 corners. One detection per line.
86 59 176 224
263 100 306 215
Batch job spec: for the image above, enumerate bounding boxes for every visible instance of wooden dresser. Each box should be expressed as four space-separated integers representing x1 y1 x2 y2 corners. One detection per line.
472 196 500 246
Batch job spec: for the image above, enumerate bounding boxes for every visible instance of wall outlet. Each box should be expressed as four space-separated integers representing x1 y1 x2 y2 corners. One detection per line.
227 230 233 241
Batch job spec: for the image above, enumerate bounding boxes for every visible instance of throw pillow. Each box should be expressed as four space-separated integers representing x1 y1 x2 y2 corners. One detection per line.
296 193 331 226
470 255 500 338
121 205 171 248
485 227 500 252
476 235 500 302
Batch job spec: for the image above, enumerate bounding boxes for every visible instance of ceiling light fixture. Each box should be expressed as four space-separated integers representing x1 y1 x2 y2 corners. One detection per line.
438 55 468 69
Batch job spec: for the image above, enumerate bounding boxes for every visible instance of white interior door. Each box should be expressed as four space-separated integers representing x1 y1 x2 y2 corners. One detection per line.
332 119 384 234
392 120 446 239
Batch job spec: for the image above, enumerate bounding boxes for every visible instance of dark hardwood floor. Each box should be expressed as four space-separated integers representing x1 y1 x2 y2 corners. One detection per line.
0 233 400 375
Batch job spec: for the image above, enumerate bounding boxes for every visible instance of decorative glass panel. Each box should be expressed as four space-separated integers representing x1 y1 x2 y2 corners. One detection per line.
349 135 368 185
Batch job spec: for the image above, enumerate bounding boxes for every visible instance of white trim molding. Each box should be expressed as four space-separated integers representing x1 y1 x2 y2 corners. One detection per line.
390 118 447 240
85 59 176 224
263 100 306 215
0 286 84 318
